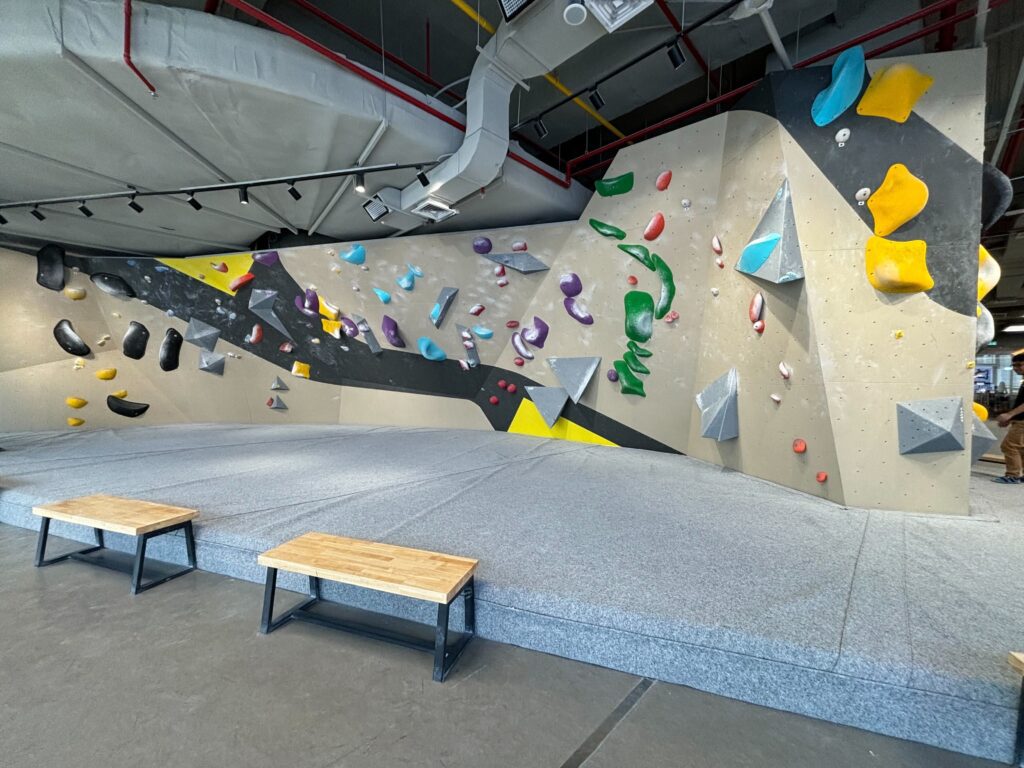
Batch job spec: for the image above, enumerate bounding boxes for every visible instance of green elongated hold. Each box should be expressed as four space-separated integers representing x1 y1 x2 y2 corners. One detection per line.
624 290 655 343
623 351 650 375
589 218 627 240
627 340 652 358
614 360 646 397
595 172 634 197
617 244 656 271
652 253 676 319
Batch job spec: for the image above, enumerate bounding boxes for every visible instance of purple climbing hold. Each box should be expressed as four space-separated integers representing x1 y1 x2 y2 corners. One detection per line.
340 317 359 338
294 290 319 317
381 315 405 348
253 250 280 267
511 332 535 360
521 316 550 348
472 237 493 255
607 368 620 382
563 297 594 325
559 273 583 297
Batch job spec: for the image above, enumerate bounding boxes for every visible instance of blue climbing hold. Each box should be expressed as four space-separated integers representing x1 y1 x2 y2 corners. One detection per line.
417 337 446 361
737 234 781 275
340 244 366 265
372 287 391 304
429 303 442 324
471 325 493 340
396 264 423 291
811 46 865 127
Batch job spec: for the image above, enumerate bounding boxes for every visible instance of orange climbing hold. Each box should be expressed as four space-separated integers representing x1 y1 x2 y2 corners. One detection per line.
793 438 807 454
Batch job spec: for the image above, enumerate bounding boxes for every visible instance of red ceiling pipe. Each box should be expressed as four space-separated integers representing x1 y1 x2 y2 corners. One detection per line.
220 0 570 188
124 0 157 96
203 0 219 13
864 0 1008 59
936 4 959 51
654 0 720 92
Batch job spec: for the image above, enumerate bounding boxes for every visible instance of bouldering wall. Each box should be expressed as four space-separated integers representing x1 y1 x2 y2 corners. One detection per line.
0 47 987 515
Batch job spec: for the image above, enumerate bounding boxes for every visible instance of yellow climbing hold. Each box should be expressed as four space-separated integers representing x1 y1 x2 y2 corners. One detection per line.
156 252 254 296
856 63 934 123
893 330 904 340
63 286 86 300
65 396 88 409
95 368 117 380
966 361 976 369
291 361 310 379
972 401 988 421
319 296 341 321
978 245 1000 303
508 399 617 446
865 236 933 293
73 358 86 370
321 319 342 338
111 389 128 399
867 164 929 237
66 417 85 427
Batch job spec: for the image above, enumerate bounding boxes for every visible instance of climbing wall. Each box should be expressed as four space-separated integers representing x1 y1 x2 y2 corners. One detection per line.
0 48 989 515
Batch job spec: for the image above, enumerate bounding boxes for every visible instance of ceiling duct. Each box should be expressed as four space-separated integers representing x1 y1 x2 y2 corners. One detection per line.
498 0 539 23
377 0 637 230
586 0 657 32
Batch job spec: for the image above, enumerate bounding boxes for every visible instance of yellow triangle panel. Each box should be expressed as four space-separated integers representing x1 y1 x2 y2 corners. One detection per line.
157 252 255 296
507 399 617 447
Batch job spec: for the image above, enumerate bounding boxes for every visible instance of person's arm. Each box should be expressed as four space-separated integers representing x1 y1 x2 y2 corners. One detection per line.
997 402 1024 425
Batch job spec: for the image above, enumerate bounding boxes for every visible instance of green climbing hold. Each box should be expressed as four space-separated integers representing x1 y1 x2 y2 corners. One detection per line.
624 291 655 343
627 340 652 358
623 351 650 375
617 244 656 271
614 360 646 397
595 172 634 197
589 218 627 240
652 253 675 319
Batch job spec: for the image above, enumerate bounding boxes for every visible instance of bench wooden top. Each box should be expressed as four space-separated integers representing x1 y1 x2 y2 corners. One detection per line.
33 494 197 536
258 532 478 604
1009 653 1024 676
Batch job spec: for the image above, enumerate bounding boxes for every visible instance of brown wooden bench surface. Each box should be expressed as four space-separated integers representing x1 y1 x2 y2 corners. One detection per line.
258 532 478 604
33 494 198 536
1009 652 1024 676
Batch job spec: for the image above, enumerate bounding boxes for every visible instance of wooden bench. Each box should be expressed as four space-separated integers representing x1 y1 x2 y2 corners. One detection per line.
33 494 198 594
258 532 478 682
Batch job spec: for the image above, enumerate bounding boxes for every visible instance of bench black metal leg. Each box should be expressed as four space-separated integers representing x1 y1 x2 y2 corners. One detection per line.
130 535 148 595
260 567 318 634
1014 680 1024 766
130 522 198 595
34 517 103 567
463 576 476 635
309 575 321 599
184 521 197 569
260 567 278 634
433 601 450 683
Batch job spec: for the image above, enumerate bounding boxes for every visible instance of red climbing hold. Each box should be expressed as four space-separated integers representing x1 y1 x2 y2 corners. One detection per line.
507 383 517 394
643 212 665 242
513 357 525 366
816 471 828 483
229 272 255 292
793 438 807 454
469 304 486 316
213 262 229 273
655 170 672 191
753 320 766 334
749 292 765 323
506 320 520 329
266 397 274 407
627 275 638 286
498 380 508 389
248 323 263 344
489 395 499 405
279 341 294 353
497 277 509 288
494 265 506 277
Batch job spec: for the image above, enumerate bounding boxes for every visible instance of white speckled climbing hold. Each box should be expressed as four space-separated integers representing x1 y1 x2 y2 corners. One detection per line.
834 128 850 145
715 257 724 269
855 187 871 204
710 288 719 297
779 362 791 379
712 235 723 255
770 393 782 404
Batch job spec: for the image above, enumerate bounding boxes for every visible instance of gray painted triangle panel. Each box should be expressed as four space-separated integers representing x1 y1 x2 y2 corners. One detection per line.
526 386 570 428
896 398 964 455
269 395 287 410
198 349 225 376
547 356 601 404
481 252 550 274
696 368 739 441
184 317 221 351
270 376 289 391
970 415 997 464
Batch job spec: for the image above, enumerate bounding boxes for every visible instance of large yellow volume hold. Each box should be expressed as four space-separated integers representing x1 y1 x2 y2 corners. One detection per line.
856 63 934 123
865 236 933 293
972 402 989 422
95 368 117 380
978 245 1000 303
867 164 928 237
65 396 88 409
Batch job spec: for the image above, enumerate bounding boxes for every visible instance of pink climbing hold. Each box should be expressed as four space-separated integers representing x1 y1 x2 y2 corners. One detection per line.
627 275 638 286
749 292 765 324
753 320 766 334
489 395 499 405
506 320 520 329
497 277 509 288
816 471 829 483
514 357 525 367
458 360 470 371
494 265 506 277
507 384 517 394
656 170 672 191
712 235 723 255
663 310 679 324
469 304 485 316
643 212 665 242
279 342 294 353
266 397 274 407
793 438 807 454
715 257 725 269
779 362 792 380
212 262 229 273
498 379 508 389
512 240 528 252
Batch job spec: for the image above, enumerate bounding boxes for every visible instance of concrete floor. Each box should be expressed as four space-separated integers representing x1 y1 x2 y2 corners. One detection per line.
0 525 1006 768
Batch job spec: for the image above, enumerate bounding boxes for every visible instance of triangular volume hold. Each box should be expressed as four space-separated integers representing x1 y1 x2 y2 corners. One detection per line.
525 386 570 428
896 397 964 455
736 178 804 284
547 356 601 404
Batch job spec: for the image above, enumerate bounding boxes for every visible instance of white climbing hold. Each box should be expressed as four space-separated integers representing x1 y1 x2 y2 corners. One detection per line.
855 187 871 205
770 393 782 404
712 235 723 255
779 362 792 379
834 128 850 146
681 198 691 209
710 287 719 297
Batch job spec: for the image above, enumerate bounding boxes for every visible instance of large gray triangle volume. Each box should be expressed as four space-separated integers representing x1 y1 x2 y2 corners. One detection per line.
525 386 570 428
184 317 220 351
198 349 225 376
546 356 601 404
970 414 997 464
695 368 739 441
736 177 804 284
249 289 294 341
896 397 964 454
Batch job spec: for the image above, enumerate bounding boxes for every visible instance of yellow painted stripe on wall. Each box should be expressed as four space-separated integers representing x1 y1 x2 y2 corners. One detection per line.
507 399 617 447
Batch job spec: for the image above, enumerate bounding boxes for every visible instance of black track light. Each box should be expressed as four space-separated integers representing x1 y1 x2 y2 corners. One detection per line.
667 39 686 70
534 118 549 139
416 167 430 187
354 172 366 194
0 212 7 225
128 194 144 213
287 182 302 201
588 88 605 111
187 192 203 211
31 206 45 221
78 201 93 217
238 187 249 205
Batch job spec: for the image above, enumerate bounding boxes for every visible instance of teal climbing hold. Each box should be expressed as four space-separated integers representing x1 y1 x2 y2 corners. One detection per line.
810 46 865 127
340 244 366 265
737 234 781 275
624 291 655 343
417 337 446 361
396 264 424 291
373 288 392 304
471 325 493 339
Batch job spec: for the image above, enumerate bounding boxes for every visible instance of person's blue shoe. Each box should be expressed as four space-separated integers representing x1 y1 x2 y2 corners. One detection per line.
992 475 1023 484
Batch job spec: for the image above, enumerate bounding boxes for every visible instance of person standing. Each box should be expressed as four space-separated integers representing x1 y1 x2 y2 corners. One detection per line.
994 351 1024 483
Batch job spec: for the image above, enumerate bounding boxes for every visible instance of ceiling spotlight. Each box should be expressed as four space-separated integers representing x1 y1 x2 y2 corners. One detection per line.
187 192 203 211
31 206 45 222
287 182 302 201
128 194 144 213
77 201 94 218
564 0 587 25
416 167 430 187
667 39 686 70
354 173 366 194
238 187 249 205
534 118 549 139
588 87 605 111
0 212 7 225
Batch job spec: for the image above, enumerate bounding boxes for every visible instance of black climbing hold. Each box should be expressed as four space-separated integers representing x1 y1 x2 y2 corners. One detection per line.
91 272 136 299
981 162 1013 233
36 244 65 292
159 328 183 372
122 321 150 360
106 395 150 418
53 319 91 356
